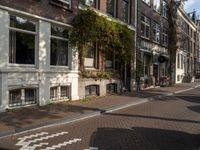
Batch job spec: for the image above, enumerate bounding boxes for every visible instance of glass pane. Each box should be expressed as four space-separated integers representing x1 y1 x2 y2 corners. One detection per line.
107 0 115 16
85 86 90 96
10 16 36 32
90 85 97 95
9 89 21 106
61 86 69 98
51 38 68 66
122 0 129 23
9 30 35 64
85 0 97 7
51 25 69 38
85 43 95 58
25 89 36 104
50 87 58 99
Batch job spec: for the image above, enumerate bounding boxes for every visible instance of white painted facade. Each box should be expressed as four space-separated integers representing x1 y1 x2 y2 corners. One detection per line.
0 8 79 112
175 50 187 83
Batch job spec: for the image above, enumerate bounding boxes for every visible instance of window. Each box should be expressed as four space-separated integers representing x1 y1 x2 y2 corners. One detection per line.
106 51 114 68
85 85 99 96
162 1 168 18
83 0 98 8
9 15 36 65
50 0 71 9
142 0 150 5
122 0 129 23
107 0 115 17
162 28 168 46
50 87 58 99
50 86 70 101
50 24 69 66
61 86 70 98
177 54 180 69
106 83 117 94
153 0 161 13
9 88 37 107
181 55 183 69
141 15 150 39
84 43 97 68
152 22 160 42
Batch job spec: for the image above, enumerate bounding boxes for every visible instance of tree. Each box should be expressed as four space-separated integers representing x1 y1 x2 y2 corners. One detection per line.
168 0 180 84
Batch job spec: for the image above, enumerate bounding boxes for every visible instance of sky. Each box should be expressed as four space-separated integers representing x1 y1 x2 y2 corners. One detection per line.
184 0 200 18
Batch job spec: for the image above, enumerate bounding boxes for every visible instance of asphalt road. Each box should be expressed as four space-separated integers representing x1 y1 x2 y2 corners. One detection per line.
0 88 200 150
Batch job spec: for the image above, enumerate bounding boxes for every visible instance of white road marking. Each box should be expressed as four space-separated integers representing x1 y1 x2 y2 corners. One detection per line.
41 138 82 150
84 147 98 150
16 132 68 150
16 132 48 145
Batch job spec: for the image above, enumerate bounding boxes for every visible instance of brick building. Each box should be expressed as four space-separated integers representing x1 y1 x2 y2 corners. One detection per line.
137 0 169 87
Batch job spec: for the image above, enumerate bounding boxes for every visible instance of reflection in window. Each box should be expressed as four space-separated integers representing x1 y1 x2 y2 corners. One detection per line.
51 25 69 66
107 0 115 17
9 15 36 64
141 15 150 39
122 0 129 23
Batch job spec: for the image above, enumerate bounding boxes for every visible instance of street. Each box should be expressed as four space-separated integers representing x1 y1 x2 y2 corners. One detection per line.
0 88 199 150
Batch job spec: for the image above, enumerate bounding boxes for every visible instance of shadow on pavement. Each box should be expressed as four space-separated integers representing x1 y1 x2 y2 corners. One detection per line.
0 104 104 129
188 105 200 114
104 113 200 124
89 127 200 150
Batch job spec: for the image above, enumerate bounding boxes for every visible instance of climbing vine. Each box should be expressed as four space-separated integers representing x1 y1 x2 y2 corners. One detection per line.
70 8 134 75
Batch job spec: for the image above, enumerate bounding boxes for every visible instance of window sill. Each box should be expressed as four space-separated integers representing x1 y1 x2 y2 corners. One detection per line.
141 36 150 41
8 63 36 68
84 67 98 70
50 65 69 69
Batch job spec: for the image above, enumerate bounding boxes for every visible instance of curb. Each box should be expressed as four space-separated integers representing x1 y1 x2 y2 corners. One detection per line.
0 83 200 139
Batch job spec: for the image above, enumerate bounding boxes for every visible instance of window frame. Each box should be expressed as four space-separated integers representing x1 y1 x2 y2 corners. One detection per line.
162 1 168 19
121 0 130 24
106 0 117 17
9 87 38 107
50 24 69 67
50 85 70 101
9 15 38 67
142 0 151 6
152 21 160 43
153 0 161 13
141 15 150 39
50 0 72 9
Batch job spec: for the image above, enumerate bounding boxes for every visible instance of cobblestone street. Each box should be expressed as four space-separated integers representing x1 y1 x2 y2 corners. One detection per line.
0 87 200 150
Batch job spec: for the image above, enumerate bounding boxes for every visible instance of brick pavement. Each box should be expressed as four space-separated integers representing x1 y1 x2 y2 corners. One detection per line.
0 87 199 150
0 81 199 138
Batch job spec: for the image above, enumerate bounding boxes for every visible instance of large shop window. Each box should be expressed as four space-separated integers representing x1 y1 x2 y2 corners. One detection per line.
84 43 97 68
122 0 129 23
51 25 69 66
9 88 37 107
141 15 150 39
152 22 160 43
9 16 36 65
107 0 115 17
50 86 70 101
85 85 99 96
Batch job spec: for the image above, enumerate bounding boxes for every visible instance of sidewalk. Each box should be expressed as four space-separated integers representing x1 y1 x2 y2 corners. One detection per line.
0 81 200 138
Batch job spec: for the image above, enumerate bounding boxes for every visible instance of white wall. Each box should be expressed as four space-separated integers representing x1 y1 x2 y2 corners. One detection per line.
0 8 79 112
